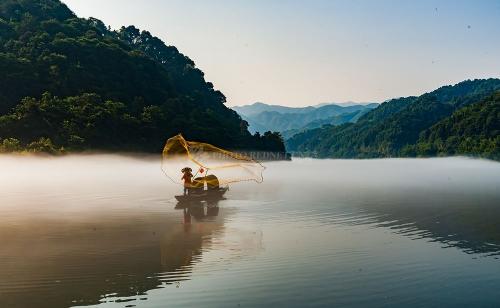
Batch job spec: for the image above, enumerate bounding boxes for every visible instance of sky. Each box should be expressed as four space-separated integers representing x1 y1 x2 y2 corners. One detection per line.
62 0 500 107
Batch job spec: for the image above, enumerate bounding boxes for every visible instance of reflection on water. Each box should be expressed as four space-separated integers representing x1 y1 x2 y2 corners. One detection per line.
0 155 261 307
257 158 500 256
0 155 499 307
365 198 500 256
0 198 226 307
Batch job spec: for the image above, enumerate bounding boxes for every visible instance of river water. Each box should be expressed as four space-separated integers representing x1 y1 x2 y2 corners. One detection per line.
0 155 499 307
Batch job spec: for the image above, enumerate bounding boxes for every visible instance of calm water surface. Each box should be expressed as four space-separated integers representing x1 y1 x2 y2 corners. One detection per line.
0 155 499 307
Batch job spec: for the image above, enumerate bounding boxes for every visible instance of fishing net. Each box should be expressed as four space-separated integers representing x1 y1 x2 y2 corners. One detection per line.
161 134 264 186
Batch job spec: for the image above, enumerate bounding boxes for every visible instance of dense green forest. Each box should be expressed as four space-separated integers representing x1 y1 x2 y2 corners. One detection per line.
0 0 285 154
406 92 500 160
280 109 372 139
287 79 500 160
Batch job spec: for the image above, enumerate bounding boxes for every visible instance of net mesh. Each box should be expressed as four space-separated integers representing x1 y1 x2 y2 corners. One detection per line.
161 134 264 186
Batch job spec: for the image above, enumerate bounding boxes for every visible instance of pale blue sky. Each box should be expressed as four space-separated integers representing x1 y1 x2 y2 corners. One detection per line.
62 0 500 107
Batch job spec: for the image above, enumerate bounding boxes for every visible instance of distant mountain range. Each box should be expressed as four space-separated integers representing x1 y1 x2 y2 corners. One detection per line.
232 102 378 135
286 79 500 160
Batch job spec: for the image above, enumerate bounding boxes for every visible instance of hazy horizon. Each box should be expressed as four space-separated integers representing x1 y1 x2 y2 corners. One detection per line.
232 100 379 108
62 0 500 107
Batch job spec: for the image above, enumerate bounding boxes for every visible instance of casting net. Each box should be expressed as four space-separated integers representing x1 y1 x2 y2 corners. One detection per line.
161 134 264 186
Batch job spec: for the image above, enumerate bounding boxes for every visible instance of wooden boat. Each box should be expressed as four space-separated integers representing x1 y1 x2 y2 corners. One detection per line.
175 187 228 203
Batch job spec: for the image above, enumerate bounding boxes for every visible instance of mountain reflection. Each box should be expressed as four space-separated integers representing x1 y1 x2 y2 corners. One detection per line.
0 201 225 308
353 192 500 256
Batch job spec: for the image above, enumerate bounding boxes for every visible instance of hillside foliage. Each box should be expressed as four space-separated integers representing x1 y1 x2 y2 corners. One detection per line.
0 0 285 153
287 79 500 159
406 92 500 160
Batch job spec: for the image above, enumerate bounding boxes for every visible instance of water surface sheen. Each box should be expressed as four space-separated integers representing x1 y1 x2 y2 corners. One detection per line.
0 156 499 307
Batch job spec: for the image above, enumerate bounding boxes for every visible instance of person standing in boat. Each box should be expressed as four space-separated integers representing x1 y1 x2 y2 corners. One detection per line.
181 167 193 195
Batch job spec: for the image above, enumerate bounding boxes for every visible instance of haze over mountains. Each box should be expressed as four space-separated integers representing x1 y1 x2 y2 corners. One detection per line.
233 79 500 161
233 102 378 137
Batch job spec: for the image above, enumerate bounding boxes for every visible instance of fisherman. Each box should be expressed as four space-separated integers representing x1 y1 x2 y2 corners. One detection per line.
181 167 193 195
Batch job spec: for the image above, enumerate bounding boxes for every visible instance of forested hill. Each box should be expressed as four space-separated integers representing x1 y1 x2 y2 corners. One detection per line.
0 0 285 153
408 92 500 160
287 79 500 159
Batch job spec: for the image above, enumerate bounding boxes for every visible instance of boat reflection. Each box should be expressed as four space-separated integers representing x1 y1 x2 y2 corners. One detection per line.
0 200 226 308
176 199 222 222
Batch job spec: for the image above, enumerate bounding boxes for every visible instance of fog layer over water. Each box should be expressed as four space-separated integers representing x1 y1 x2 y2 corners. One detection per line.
0 155 499 307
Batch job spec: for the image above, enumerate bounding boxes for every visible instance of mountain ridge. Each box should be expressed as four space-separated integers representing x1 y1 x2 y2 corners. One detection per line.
233 101 377 117
286 79 500 160
233 102 378 134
